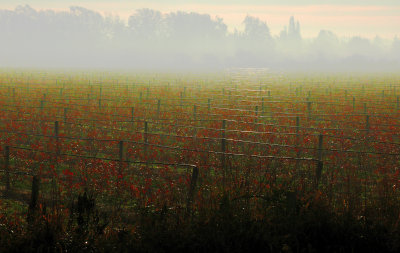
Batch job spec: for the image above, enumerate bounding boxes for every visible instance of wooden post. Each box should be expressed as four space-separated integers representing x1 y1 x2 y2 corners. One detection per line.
144 121 148 161
98 99 102 109
363 103 367 114
315 133 324 188
193 105 197 121
352 96 355 111
307 101 312 120
4 146 10 193
221 120 226 189
294 117 301 176
261 97 264 115
296 116 300 149
397 96 399 110
208 98 211 114
131 107 135 124
157 99 161 119
63 108 68 136
54 121 59 155
180 92 183 109
254 106 258 124
365 115 370 135
28 174 40 220
187 166 199 211
119 141 124 177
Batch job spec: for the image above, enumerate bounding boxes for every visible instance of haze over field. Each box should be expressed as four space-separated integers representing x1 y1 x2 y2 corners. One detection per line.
0 1 399 71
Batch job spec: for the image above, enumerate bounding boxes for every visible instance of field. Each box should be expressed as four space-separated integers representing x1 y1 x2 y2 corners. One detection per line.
1 70 400 252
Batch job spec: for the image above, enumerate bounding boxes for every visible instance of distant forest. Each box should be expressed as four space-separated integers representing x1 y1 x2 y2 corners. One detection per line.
1 5 399 70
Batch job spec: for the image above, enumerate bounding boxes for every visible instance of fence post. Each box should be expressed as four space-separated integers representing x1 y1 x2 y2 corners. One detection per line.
157 99 161 119
187 166 199 212
296 116 300 154
119 140 124 177
64 108 69 136
261 97 264 115
365 115 370 135
208 98 211 114
397 96 399 110
294 117 301 177
221 120 226 189
28 174 40 223
254 106 258 124
307 101 312 120
144 121 148 162
4 146 10 193
63 108 68 123
352 96 355 111
193 105 197 121
40 100 44 114
315 133 324 188
179 91 183 109
54 121 59 155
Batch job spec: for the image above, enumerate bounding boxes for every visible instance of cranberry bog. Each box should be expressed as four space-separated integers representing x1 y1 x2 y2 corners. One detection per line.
1 70 400 251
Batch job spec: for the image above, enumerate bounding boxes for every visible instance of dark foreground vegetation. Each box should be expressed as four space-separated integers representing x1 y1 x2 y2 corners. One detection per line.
1 190 400 253
1 71 400 252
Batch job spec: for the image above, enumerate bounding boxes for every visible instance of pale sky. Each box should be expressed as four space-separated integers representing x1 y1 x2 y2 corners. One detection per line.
1 0 399 38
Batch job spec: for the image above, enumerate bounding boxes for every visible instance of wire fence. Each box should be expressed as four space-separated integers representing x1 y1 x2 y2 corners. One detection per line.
1 71 400 218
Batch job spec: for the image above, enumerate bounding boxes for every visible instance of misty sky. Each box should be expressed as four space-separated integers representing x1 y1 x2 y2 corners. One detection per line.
2 0 399 38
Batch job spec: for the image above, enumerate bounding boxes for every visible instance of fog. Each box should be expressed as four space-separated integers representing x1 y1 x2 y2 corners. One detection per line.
0 5 399 71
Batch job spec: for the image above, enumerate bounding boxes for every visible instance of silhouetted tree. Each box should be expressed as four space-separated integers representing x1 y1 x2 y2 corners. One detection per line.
128 9 164 41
